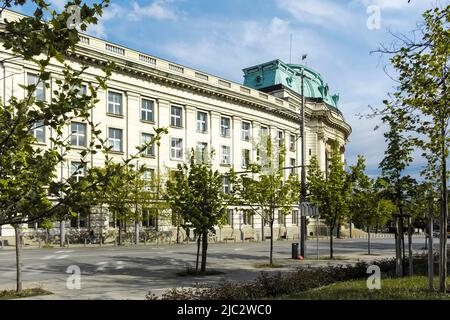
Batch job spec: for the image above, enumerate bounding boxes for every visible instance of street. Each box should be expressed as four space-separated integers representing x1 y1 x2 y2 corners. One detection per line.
0 236 433 299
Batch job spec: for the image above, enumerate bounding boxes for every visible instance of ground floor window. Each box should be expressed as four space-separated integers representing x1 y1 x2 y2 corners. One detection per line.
243 210 253 226
142 209 158 229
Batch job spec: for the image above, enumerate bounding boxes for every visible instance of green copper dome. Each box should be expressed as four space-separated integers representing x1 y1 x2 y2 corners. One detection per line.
242 59 340 110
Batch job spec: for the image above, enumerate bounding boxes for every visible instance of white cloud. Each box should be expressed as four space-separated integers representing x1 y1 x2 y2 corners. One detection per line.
127 0 178 21
48 0 66 11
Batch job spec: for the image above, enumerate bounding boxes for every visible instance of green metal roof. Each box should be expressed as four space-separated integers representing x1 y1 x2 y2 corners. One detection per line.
242 59 340 110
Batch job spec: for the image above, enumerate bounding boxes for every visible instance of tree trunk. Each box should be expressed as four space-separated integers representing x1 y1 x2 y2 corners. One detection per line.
176 224 180 244
14 226 22 292
401 218 406 276
349 219 352 239
367 226 371 255
118 220 122 246
395 215 403 277
60 220 65 247
428 199 434 291
196 234 201 272
200 231 208 273
329 226 334 259
408 215 413 276
261 218 265 242
336 221 341 239
439 137 448 293
134 205 139 246
269 222 274 265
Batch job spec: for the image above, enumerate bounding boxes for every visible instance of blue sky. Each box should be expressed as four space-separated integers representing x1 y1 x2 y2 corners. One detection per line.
13 0 448 176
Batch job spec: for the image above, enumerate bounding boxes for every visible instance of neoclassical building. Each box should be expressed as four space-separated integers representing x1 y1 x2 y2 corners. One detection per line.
0 9 351 241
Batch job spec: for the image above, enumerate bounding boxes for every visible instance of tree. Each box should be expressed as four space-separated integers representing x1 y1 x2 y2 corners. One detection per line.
0 0 167 291
307 141 351 259
165 150 229 273
0 0 113 292
350 157 395 255
232 135 300 265
376 5 449 290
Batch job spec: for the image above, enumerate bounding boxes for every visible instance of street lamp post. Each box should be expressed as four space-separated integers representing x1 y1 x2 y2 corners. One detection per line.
300 54 307 258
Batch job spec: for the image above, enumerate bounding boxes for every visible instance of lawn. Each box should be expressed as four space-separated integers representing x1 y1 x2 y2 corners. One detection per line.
0 288 52 300
285 277 450 300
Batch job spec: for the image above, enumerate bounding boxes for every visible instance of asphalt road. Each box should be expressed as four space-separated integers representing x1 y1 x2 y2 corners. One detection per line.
0 236 434 299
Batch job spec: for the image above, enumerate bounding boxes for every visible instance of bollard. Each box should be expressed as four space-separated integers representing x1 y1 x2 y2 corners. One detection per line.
84 238 87 247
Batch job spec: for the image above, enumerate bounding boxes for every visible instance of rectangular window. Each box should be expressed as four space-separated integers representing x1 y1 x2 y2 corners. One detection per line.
107 91 123 115
143 168 155 191
242 149 250 169
290 158 296 175
171 138 183 159
220 117 231 137
27 73 45 101
197 111 208 132
170 106 183 127
221 145 231 165
226 209 234 226
142 209 158 228
278 130 284 147
108 128 123 152
260 126 269 137
292 210 299 225
141 133 155 157
222 175 230 194
243 210 253 226
197 142 208 163
71 162 86 182
71 122 87 147
32 120 45 143
141 99 155 122
241 121 251 141
290 134 296 152
278 211 286 226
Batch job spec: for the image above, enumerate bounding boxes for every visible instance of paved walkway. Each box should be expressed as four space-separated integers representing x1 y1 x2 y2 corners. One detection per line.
0 236 433 300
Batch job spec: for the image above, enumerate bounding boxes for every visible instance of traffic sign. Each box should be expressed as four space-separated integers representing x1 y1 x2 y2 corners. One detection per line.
300 202 319 217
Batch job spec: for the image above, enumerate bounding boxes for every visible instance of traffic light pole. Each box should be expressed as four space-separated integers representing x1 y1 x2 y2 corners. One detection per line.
300 64 307 258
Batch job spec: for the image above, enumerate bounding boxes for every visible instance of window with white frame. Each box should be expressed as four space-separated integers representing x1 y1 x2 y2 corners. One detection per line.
241 121 251 141
171 138 183 159
292 210 299 225
221 145 231 165
108 91 123 115
75 84 87 97
242 149 250 168
197 111 208 132
226 209 234 226
278 210 286 226
142 208 158 228
290 158 297 175
278 130 284 147
170 106 183 127
27 73 45 101
71 122 87 147
71 162 86 182
108 128 123 152
220 116 231 137
141 99 154 122
222 175 230 194
289 134 296 152
260 125 269 137
32 120 45 143
243 210 253 226
143 168 155 191
141 133 155 157
197 142 208 163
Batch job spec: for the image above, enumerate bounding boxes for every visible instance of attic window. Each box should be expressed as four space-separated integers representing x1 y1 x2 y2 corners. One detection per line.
255 75 263 84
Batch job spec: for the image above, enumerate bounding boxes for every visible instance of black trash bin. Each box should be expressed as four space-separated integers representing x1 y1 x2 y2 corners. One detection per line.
292 243 299 259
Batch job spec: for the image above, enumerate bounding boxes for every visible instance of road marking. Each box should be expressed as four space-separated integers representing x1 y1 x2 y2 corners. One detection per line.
115 261 124 270
95 261 108 271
